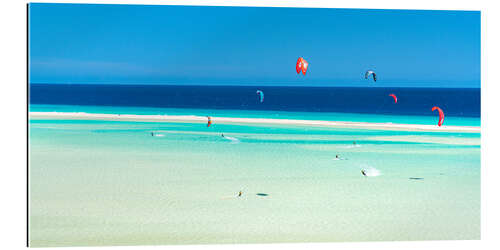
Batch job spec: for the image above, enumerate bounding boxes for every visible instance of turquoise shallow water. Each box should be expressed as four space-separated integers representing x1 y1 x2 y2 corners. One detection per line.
29 105 480 246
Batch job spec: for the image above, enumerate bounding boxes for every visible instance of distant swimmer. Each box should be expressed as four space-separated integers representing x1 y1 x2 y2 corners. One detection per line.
334 154 347 160
361 169 367 176
221 133 225 138
151 132 154 137
238 191 242 197
353 141 356 145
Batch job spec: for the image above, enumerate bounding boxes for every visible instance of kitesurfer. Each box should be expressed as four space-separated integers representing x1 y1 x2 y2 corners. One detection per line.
365 70 377 82
296 57 309 75
207 116 212 127
256 90 264 103
389 93 398 103
432 106 445 127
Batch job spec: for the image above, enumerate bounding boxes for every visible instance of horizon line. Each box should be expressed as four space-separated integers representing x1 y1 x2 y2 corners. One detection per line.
29 83 481 89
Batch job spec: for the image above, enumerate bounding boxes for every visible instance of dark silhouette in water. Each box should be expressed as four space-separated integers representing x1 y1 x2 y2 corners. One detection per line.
256 193 269 196
361 170 367 176
334 154 348 160
238 191 242 197
409 177 424 180
151 132 154 136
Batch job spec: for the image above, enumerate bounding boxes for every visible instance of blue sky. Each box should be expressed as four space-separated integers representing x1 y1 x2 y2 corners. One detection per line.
29 3 480 87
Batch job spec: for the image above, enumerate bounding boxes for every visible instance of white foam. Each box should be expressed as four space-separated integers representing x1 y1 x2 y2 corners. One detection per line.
223 136 240 144
361 165 381 177
333 157 347 161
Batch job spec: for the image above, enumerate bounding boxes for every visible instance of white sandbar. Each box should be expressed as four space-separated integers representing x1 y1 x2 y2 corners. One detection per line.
29 112 480 133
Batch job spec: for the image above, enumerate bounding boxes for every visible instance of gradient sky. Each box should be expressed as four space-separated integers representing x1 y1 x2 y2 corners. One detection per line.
28 3 480 87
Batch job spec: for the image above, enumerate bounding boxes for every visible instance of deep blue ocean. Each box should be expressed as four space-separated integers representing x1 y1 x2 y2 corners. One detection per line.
29 84 480 117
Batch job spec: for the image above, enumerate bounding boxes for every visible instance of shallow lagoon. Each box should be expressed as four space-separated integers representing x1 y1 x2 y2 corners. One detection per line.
29 107 480 246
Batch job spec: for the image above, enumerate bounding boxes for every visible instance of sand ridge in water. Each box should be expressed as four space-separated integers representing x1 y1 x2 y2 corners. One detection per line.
30 112 480 133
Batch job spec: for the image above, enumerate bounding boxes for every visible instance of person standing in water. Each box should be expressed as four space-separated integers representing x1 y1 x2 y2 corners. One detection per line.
361 170 367 176
238 191 242 197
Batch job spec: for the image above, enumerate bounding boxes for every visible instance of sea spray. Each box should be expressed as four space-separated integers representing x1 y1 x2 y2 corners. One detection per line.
360 164 381 177
223 136 240 144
